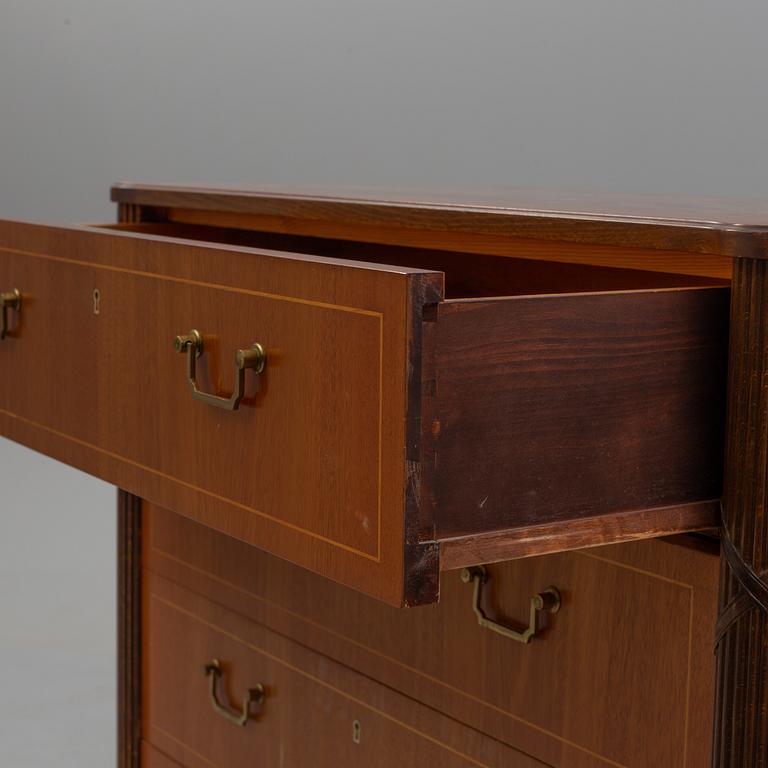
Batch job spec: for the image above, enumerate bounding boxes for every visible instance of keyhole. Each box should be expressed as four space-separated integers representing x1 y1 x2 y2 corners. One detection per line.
93 289 101 315
352 719 361 744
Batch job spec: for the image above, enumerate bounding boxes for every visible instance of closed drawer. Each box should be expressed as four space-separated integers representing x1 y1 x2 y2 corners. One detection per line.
142 569 549 768
146 503 719 768
0 219 726 605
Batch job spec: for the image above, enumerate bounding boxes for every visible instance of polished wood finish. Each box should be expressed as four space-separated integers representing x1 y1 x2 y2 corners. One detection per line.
161 207 735 279
0 217 728 605
140 742 182 768
145 502 719 768
13 183 768 764
713 256 768 766
0 219 440 605
111 182 768 258
104 220 730 288
439 500 720 569
427 287 729 538
143 570 547 767
118 490 142 768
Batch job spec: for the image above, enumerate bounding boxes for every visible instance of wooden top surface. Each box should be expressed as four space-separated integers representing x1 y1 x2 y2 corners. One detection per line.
112 182 768 258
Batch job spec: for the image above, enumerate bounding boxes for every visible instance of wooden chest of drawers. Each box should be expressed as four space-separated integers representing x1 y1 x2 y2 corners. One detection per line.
6 183 768 765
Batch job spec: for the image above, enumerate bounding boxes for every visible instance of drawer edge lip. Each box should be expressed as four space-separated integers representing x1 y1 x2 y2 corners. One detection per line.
71 220 444 277
437 499 721 570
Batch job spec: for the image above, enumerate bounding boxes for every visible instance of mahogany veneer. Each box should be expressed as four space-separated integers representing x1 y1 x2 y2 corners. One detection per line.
5 183 768 765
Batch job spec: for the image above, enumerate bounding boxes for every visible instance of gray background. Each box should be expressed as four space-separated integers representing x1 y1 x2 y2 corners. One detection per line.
1 1 767 764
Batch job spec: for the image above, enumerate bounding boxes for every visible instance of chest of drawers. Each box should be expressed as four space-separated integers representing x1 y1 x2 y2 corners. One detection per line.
2 184 767 766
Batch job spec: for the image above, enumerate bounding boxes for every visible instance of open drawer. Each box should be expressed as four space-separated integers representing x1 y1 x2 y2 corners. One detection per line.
0 218 727 604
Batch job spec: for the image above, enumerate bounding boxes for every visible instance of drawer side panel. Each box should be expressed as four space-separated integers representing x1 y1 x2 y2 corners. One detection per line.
428 287 729 539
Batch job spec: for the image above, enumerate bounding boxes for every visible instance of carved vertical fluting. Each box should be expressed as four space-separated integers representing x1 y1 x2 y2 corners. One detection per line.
714 257 768 766
117 491 142 768
117 203 141 224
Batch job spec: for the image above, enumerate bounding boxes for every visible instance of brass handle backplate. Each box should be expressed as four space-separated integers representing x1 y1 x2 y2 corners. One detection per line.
203 658 266 727
1 289 21 340
460 565 560 644
174 329 266 411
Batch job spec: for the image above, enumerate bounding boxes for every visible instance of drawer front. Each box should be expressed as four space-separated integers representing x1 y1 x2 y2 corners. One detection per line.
143 571 548 768
0 220 441 605
146 504 719 768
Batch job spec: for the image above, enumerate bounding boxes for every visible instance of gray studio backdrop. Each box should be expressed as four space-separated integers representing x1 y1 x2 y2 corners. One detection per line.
2 1 768 765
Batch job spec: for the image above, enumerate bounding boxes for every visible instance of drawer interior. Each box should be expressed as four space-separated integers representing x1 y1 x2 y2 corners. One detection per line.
94 218 728 571
96 221 728 298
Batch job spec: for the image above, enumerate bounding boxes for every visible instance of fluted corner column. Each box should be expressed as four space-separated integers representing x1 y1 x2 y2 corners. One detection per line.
714 256 768 766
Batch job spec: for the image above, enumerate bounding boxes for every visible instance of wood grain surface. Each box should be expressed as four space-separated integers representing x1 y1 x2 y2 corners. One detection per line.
140 742 183 768
111 182 768 258
713 257 768 767
118 491 143 768
104 219 728 558
144 503 719 768
143 570 548 768
439 500 720 569
425 287 729 539
163 208 734 279
105 217 732 283
0 219 441 605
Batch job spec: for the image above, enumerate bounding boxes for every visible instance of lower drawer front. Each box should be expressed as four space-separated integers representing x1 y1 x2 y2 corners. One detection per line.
143 572 546 768
145 503 719 768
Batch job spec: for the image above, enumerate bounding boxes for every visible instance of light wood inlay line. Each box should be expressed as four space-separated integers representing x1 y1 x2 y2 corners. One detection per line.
150 545 648 767
0 245 385 317
150 594 549 768
574 550 696 590
150 727 220 768
576 548 696 768
1 241 387 558
683 591 695 768
0 408 382 560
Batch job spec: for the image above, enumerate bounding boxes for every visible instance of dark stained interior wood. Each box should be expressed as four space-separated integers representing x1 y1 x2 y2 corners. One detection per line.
426 287 729 539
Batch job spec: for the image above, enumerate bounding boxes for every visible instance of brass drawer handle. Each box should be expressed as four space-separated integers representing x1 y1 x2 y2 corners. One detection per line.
203 658 266 727
461 566 560 644
174 329 266 411
1 289 21 340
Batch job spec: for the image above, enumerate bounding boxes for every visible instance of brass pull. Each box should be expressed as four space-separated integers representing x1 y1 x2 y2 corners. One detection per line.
1 289 21 340
203 658 266 727
460 565 560 644
174 329 266 411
